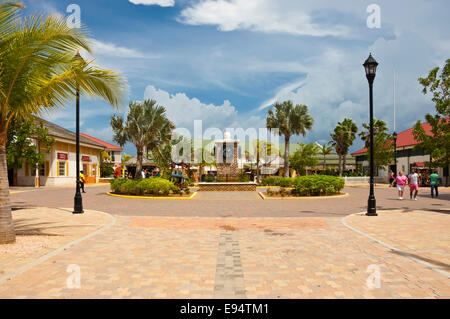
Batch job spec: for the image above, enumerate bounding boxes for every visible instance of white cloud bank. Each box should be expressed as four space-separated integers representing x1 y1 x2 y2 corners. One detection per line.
90 39 161 59
178 0 349 37
129 0 175 7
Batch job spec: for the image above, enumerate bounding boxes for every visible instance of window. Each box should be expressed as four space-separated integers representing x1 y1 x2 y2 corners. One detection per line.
31 164 45 176
59 161 66 176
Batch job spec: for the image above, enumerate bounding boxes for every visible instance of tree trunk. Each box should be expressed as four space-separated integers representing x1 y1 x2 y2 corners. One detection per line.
0 128 16 244
338 154 343 177
136 150 143 179
284 136 290 177
343 154 347 172
323 154 326 170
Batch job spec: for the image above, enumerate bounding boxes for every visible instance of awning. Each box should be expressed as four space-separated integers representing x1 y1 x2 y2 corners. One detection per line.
412 162 425 167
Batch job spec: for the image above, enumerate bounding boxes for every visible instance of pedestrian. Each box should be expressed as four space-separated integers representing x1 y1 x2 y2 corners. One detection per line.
429 170 440 198
408 169 420 200
389 170 395 187
79 170 86 193
392 170 407 200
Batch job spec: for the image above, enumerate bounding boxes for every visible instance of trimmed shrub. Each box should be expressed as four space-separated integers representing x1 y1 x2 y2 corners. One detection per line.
110 178 179 196
261 176 294 187
293 175 345 196
204 175 215 183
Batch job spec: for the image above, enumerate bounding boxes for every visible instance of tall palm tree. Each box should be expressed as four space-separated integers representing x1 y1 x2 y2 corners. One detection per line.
266 101 314 177
320 142 333 170
0 2 126 244
111 100 175 179
330 118 358 176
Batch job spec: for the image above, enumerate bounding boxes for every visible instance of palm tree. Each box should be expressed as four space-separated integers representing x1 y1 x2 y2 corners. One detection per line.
359 119 388 147
320 143 333 170
330 118 358 176
111 100 175 179
266 101 314 177
0 2 126 244
251 139 275 182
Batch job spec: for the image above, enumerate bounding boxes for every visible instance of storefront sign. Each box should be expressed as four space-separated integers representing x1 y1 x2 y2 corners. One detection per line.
82 156 91 162
57 153 68 161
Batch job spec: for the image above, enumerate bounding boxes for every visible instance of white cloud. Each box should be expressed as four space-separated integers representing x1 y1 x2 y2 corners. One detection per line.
144 85 239 130
89 39 161 59
129 0 175 7
178 0 349 37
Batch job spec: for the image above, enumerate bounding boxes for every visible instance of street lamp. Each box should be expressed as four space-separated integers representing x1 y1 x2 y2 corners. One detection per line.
73 52 84 214
393 131 398 176
363 54 379 216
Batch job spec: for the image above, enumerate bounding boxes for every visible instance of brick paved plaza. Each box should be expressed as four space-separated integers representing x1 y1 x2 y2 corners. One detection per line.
0 185 449 298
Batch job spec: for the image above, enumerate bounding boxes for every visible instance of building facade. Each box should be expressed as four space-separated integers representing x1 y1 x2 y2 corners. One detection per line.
80 133 123 169
351 121 449 184
12 118 104 187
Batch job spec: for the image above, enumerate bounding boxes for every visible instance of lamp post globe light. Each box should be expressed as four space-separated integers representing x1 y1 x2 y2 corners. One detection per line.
73 52 84 215
393 131 398 176
363 54 379 216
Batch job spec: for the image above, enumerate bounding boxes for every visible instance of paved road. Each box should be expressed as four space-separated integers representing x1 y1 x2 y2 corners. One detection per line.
10 185 450 217
2 185 449 298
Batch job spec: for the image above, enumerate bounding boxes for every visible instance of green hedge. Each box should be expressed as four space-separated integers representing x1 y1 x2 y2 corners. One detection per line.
293 175 345 196
110 178 179 196
260 176 294 187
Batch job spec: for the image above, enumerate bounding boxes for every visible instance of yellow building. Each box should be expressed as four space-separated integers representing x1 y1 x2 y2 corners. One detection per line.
13 118 104 186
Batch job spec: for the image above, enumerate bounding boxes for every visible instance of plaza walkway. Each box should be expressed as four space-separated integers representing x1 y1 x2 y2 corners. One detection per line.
0 186 448 298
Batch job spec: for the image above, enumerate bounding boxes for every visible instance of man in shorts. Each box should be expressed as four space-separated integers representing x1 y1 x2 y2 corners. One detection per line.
408 169 420 200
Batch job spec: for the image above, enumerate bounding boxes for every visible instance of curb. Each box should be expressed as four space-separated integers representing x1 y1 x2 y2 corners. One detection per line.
0 208 116 285
259 192 349 200
106 191 198 200
341 212 450 279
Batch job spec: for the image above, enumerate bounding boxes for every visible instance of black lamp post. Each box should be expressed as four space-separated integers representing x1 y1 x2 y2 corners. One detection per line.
363 54 379 216
73 52 84 214
393 131 398 176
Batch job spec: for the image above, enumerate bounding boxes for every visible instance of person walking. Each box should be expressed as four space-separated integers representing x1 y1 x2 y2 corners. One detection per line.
389 170 395 187
392 170 407 200
79 170 86 193
408 169 420 200
430 170 440 198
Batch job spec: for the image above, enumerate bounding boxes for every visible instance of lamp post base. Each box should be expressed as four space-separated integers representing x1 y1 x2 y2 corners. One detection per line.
366 196 377 216
73 192 84 214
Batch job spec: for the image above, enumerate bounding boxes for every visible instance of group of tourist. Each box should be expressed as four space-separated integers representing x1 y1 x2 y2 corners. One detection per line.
391 169 441 200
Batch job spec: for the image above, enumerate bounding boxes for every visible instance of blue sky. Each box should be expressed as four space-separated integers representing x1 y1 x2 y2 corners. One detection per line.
26 0 450 155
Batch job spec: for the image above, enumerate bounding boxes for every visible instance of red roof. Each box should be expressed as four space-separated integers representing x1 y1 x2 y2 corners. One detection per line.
80 133 123 151
351 119 445 156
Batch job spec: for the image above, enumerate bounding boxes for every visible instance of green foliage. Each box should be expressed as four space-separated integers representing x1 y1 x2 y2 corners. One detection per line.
260 176 294 187
122 153 132 163
359 119 394 169
289 143 319 176
111 100 175 178
266 100 314 177
330 118 358 176
418 59 449 116
204 175 215 183
110 178 179 196
240 174 250 182
100 163 114 178
293 175 345 196
6 118 54 170
413 60 450 175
